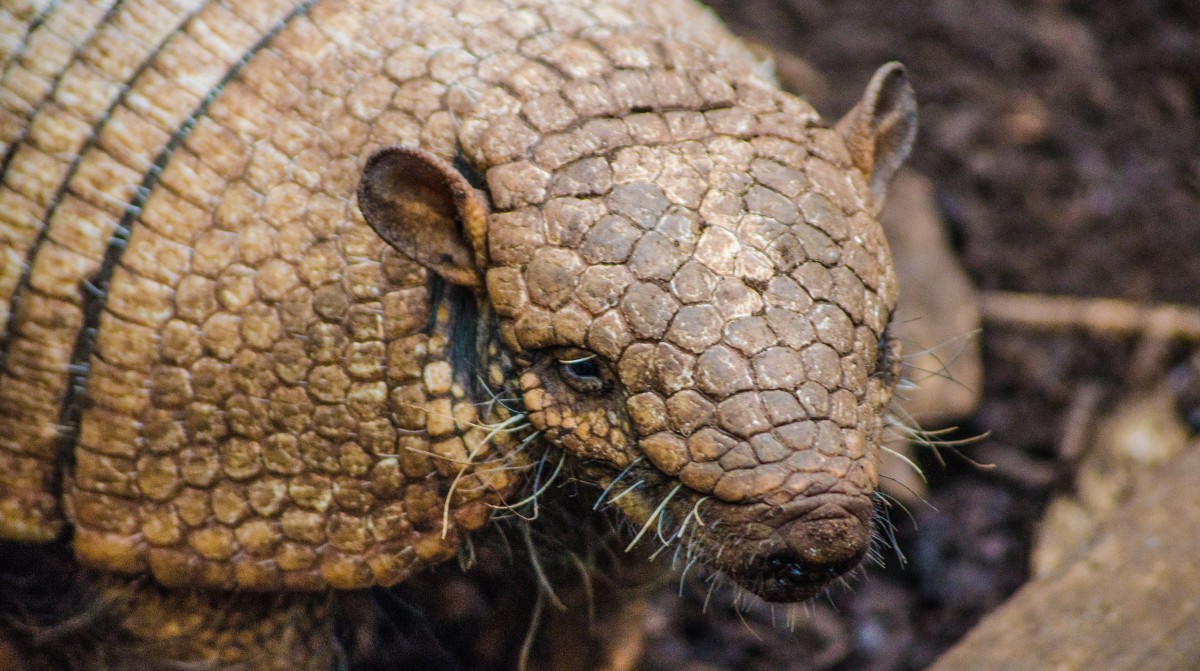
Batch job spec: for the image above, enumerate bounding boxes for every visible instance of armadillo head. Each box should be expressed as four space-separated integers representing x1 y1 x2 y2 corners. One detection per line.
358 63 916 603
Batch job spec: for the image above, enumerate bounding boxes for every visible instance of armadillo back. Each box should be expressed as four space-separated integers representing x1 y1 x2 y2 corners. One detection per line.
0 0 772 590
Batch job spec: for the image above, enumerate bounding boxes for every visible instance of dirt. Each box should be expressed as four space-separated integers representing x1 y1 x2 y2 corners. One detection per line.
348 2 1200 670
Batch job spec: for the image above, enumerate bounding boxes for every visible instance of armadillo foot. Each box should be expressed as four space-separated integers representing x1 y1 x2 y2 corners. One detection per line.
0 541 335 671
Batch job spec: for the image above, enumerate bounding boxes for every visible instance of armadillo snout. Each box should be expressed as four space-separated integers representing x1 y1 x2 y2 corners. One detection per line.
739 498 873 602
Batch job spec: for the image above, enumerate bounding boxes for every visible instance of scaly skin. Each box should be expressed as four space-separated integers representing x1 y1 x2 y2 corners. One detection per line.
0 0 915 667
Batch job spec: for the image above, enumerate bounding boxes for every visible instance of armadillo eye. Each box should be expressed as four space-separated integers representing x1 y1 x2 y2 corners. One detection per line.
558 353 608 394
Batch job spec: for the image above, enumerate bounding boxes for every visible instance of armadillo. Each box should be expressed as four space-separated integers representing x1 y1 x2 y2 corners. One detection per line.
0 0 916 667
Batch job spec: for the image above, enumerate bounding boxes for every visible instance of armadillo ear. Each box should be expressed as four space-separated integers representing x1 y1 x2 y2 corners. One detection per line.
358 147 488 288
836 62 918 206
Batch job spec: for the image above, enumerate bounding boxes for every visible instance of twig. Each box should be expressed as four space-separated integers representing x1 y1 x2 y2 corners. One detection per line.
980 290 1200 341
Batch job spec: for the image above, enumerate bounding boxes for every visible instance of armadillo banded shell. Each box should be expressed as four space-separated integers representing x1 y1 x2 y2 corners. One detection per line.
0 0 807 591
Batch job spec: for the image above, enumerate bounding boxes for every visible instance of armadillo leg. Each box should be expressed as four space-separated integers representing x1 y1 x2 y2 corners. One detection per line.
0 543 335 671
112 577 336 671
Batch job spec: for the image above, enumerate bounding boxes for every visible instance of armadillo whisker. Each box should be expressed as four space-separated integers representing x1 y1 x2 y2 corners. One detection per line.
474 373 521 414
441 412 530 538
702 573 721 614
678 553 702 595
517 585 546 671
672 529 691 569
871 490 909 566
505 429 543 461
458 533 477 571
731 592 764 643
398 446 475 466
604 479 643 506
655 494 708 554
591 456 643 511
877 474 933 514
486 449 566 519
649 513 686 561
479 394 523 416
567 552 596 626
879 443 927 483
886 409 988 449
885 407 990 474
446 82 483 105
625 483 682 553
398 446 534 471
478 431 540 472
393 399 531 434
878 485 923 521
657 499 710 566
479 411 530 440
899 328 981 365
520 522 566 612
688 496 709 528
653 501 675 547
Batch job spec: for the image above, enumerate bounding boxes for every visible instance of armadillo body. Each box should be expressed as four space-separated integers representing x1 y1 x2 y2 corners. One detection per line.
0 0 914 667
3 0 543 590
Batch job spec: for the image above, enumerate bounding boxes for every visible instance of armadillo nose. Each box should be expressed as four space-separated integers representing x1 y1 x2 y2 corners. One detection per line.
756 501 873 602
